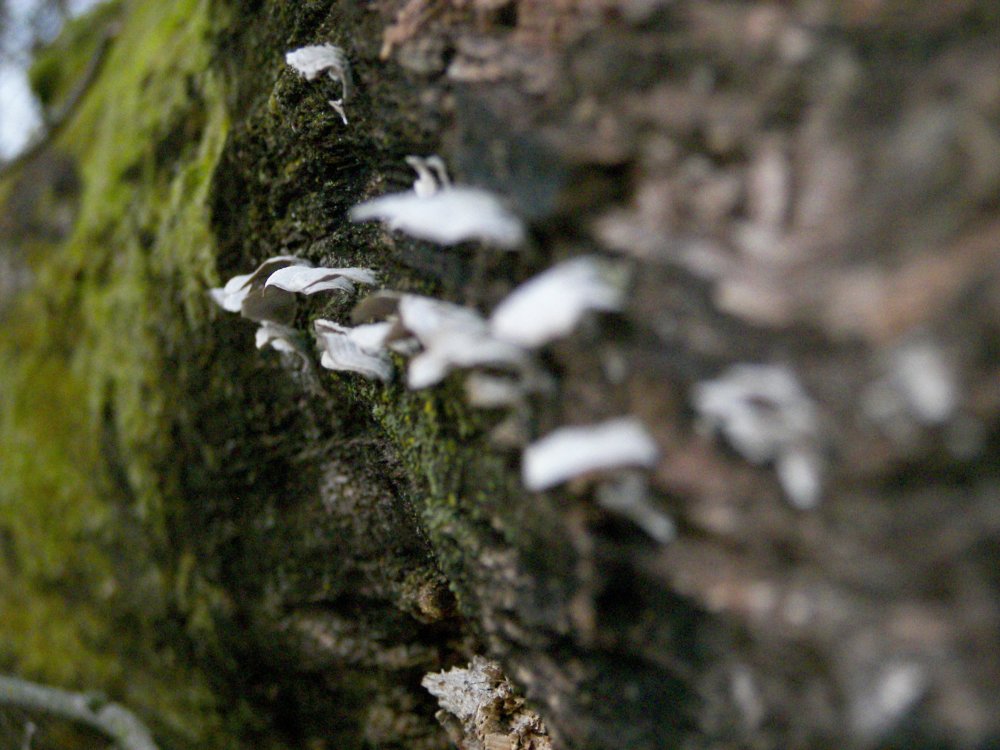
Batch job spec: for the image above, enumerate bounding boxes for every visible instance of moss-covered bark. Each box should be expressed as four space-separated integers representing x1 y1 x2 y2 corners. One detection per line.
2 1 999 749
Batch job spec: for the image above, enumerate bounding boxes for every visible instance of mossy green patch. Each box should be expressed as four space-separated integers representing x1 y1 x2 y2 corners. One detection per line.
359 375 519 594
1 0 236 745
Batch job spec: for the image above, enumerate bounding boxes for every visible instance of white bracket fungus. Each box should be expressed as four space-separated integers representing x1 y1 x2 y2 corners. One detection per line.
209 255 306 312
314 319 393 382
489 256 628 348
522 418 660 492
264 265 377 295
693 364 824 509
285 44 352 124
408 328 532 390
211 257 375 326
349 156 525 248
209 272 253 313
353 292 536 389
397 293 490 344
209 255 310 325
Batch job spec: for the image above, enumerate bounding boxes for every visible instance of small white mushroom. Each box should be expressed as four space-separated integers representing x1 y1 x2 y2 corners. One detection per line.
396 295 533 389
693 364 817 464
285 43 352 97
265 265 378 295
314 319 393 382
209 255 305 309
339 320 394 354
862 337 959 445
350 161 524 248
490 256 627 348
315 318 392 350
693 364 823 509
352 292 538 390
209 272 253 313
408 328 531 390
522 418 660 491
209 255 310 325
397 294 489 340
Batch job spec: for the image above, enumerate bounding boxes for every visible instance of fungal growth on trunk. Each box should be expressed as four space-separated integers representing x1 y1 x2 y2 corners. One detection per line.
350 156 525 248
285 43 352 123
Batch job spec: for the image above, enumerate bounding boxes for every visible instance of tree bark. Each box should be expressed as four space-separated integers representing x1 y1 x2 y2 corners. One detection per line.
1 1 999 749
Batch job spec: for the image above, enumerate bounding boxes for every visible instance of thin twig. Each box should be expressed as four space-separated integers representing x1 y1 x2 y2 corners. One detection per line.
0 675 158 750
0 21 119 178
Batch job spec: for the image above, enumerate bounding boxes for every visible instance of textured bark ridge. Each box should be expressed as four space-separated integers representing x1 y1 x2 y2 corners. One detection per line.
1 1 999 749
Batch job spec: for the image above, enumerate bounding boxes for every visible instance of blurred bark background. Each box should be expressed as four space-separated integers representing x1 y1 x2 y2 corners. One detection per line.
1 1 998 749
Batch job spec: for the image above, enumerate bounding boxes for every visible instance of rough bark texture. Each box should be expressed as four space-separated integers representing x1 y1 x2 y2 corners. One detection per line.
1 1 999 749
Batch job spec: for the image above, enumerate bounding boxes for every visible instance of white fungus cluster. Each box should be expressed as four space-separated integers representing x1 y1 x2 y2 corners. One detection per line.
339 257 672 535
224 42 666 533
344 252 629 391
209 255 378 367
213 42 843 547
313 319 393 382
490 256 627 347
209 242 661 530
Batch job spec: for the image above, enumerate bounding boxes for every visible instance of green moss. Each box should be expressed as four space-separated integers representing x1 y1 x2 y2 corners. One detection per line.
356 374 516 592
1 0 236 744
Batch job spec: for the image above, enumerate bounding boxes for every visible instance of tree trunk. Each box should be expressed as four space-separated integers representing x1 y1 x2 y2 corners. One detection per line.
1 1 998 749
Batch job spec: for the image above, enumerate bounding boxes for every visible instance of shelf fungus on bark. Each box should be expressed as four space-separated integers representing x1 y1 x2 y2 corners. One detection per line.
211 257 376 327
209 255 310 326
350 156 525 248
353 257 629 395
489 256 628 348
264 265 377 295
313 319 393 382
352 291 535 390
285 43 352 124
522 418 660 492
693 363 824 509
